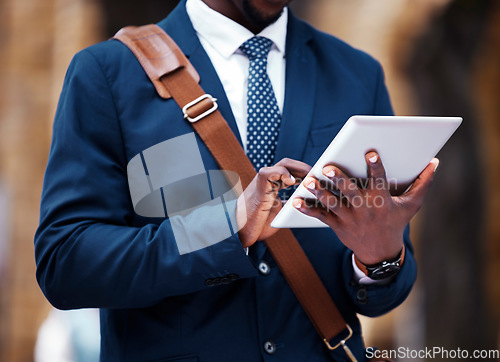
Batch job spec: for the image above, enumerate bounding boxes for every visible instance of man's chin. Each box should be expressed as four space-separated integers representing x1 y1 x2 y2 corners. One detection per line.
242 0 290 28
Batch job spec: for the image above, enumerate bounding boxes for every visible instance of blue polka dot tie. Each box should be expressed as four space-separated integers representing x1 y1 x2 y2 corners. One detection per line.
240 36 281 170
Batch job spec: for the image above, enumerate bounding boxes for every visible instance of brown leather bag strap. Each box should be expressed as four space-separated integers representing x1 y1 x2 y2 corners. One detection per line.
114 24 356 361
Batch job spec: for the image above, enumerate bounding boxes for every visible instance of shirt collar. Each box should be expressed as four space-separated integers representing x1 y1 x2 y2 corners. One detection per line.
186 0 288 59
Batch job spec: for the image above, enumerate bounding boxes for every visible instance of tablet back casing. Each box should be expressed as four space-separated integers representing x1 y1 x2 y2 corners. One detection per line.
271 115 462 228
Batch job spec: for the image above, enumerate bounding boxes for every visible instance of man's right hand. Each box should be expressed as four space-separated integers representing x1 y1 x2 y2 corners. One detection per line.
236 158 311 248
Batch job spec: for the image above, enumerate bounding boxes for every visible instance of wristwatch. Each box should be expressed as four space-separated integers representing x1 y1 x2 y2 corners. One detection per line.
354 246 405 280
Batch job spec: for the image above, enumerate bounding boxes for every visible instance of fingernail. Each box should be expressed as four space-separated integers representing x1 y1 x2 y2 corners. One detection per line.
432 158 440 173
290 175 296 183
306 181 315 190
368 154 378 163
293 198 302 209
323 167 335 178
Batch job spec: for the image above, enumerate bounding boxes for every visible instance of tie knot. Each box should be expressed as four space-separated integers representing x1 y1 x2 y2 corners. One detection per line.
240 36 273 60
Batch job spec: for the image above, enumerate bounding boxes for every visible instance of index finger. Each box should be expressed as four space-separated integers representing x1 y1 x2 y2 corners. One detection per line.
274 158 312 179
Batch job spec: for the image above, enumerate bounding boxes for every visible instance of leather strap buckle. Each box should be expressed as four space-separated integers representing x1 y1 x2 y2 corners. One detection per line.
182 94 218 123
324 325 357 361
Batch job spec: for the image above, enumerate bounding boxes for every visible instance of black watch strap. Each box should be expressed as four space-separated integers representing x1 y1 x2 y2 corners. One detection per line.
354 246 405 280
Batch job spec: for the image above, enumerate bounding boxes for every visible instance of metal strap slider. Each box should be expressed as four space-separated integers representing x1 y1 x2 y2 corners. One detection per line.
182 94 218 123
323 324 357 361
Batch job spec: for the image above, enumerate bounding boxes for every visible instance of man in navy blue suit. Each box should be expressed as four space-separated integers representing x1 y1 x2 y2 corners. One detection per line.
35 0 438 360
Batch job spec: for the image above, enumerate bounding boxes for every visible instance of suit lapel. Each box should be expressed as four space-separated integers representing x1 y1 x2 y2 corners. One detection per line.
158 3 316 161
273 14 316 164
158 1 243 146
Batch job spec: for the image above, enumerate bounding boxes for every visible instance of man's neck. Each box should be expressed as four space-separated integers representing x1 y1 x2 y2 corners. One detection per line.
201 0 277 34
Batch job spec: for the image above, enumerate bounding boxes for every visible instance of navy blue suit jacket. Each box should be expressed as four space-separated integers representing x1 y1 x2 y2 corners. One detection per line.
35 1 416 361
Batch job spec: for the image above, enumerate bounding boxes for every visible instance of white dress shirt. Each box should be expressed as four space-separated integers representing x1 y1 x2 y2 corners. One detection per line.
186 0 287 152
186 0 380 284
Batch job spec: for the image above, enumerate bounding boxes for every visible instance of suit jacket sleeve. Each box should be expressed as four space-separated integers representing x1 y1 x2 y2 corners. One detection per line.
34 49 258 310
342 225 417 317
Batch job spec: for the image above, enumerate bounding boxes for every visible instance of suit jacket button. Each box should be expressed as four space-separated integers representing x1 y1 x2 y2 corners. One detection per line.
263 340 276 355
258 261 271 275
227 273 239 281
356 287 368 304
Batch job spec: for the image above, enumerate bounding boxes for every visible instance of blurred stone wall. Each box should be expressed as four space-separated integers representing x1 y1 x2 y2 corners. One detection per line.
0 0 102 360
475 2 500 324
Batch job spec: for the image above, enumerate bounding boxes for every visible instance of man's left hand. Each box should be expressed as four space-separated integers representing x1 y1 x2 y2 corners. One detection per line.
293 151 439 265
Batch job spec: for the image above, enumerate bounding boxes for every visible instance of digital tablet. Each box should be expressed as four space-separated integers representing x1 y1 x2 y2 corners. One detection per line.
271 115 462 228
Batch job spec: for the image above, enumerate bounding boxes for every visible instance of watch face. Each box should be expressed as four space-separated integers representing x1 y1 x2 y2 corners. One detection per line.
368 263 401 280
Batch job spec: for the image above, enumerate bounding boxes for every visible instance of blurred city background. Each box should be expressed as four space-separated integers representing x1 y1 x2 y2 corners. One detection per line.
0 0 499 360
